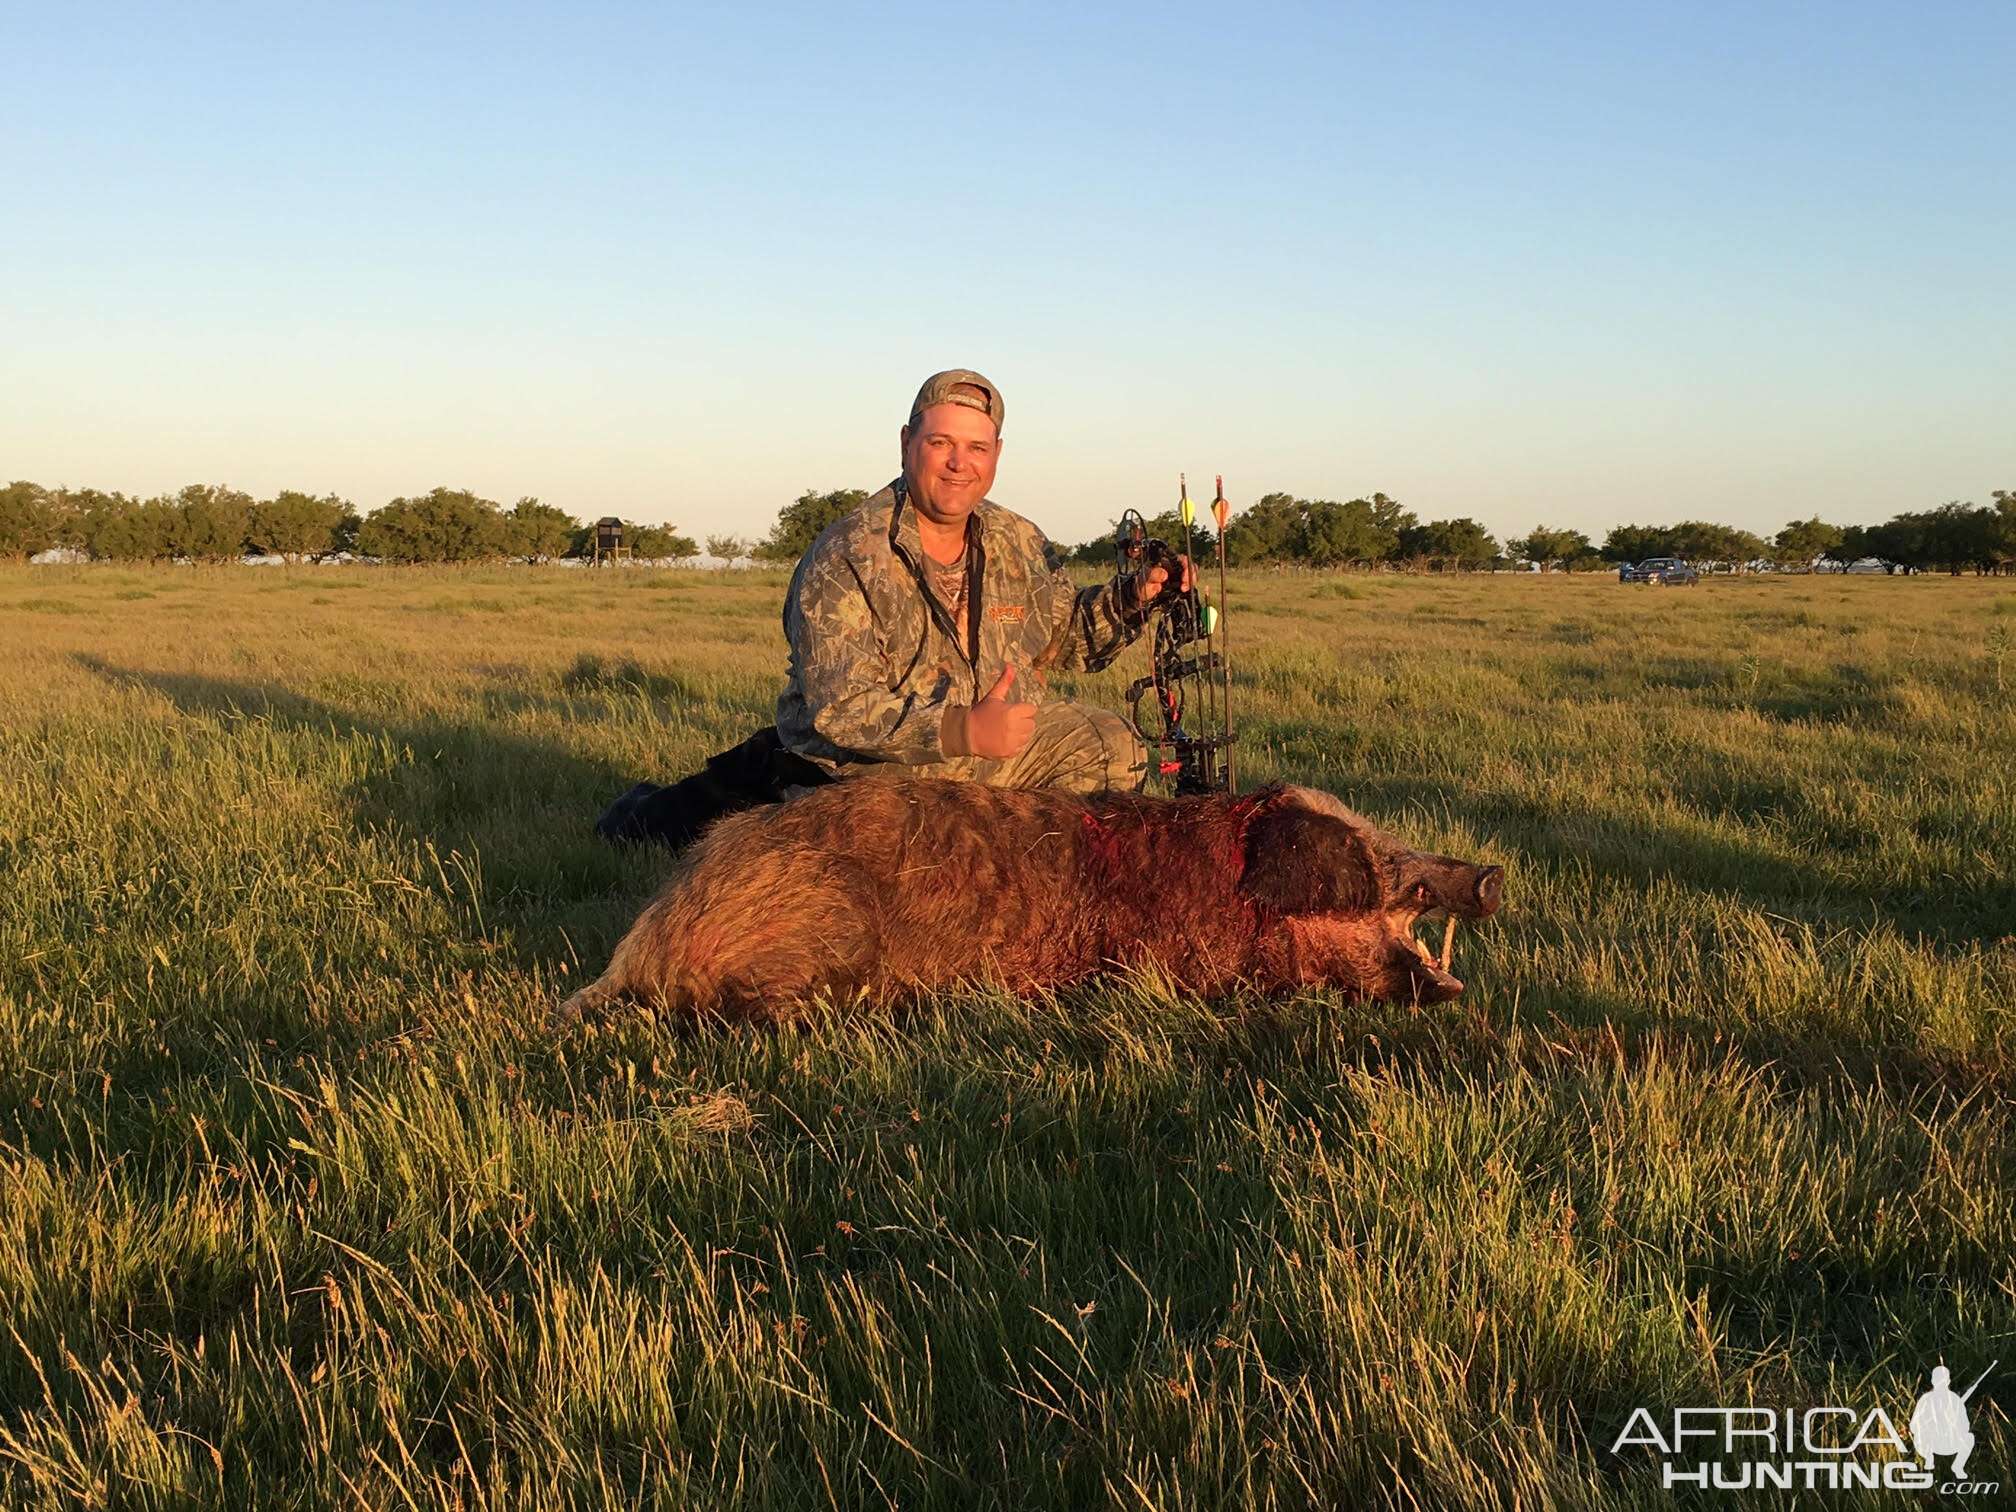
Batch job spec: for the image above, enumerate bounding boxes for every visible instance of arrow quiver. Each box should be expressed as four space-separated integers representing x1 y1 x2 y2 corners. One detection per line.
1114 475 1237 796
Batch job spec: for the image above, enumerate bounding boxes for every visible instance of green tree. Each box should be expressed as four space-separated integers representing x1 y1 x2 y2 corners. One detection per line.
504 497 580 560
160 484 254 561
1602 524 1675 563
1508 527 1593 569
249 491 354 559
1059 533 1117 568
1905 501 2012 574
358 488 511 561
705 534 751 562
0 481 57 558
1439 519 1499 567
629 524 700 560
1772 517 1845 566
1394 520 1433 566
755 488 870 562
1994 492 2016 568
68 490 168 560
1366 492 1415 538
1667 520 1764 565
1396 517 1498 571
1304 493 1414 567
1222 493 1307 566
1836 522 1883 566
1842 513 1936 571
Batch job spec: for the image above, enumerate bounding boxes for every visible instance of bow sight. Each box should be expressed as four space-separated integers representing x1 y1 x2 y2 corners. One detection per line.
1115 475 1237 796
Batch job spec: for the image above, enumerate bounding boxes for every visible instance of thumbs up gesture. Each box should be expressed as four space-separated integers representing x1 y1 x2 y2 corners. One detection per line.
953 664 1038 760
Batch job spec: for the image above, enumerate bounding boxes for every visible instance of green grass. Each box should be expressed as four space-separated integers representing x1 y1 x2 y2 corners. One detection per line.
2 564 2012 1509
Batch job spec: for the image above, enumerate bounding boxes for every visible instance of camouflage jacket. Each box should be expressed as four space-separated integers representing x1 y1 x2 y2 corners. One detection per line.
777 479 1144 769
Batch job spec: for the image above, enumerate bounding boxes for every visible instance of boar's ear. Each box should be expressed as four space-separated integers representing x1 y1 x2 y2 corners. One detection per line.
1240 807 1382 916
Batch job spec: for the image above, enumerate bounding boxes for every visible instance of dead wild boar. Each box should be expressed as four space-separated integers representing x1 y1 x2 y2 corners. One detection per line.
555 777 1503 1024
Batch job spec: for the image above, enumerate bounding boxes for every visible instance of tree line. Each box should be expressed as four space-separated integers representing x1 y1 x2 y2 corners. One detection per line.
9 476 2013 575
1087 493 2015 574
1510 497 2016 575
662 483 2016 576
1039 492 2015 575
750 488 1508 573
0 482 700 563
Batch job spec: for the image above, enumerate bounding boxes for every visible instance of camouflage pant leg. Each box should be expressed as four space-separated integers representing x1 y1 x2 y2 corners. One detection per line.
904 698 1147 793
990 698 1148 792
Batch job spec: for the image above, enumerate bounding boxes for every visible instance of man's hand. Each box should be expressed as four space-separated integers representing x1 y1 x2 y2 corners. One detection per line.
945 664 1037 761
1130 554 1196 611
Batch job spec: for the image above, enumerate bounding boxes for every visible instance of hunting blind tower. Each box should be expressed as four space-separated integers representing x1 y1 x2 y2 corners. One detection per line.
593 517 629 566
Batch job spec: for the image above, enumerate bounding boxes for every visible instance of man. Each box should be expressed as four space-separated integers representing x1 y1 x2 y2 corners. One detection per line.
777 368 1185 791
1910 1364 1984 1480
595 368 1185 847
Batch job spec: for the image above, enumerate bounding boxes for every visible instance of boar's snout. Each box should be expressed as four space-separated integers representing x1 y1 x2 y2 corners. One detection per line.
1472 865 1503 918
1395 856 1505 921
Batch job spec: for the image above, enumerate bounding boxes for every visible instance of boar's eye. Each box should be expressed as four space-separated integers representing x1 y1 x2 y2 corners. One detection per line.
1241 809 1381 916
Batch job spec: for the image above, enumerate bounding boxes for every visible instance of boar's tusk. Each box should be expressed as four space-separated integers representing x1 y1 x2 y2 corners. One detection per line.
1439 916 1457 973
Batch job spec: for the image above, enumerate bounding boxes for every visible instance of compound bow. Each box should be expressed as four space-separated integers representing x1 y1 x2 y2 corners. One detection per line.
1115 475 1237 796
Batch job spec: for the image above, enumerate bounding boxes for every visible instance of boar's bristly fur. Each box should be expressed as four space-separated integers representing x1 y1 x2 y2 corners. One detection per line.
556 777 1503 1024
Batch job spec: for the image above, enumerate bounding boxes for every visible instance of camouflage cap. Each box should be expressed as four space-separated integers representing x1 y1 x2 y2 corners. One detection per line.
908 369 1004 434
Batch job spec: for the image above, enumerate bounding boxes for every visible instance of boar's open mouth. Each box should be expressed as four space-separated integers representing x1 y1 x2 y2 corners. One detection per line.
1410 915 1460 974
1241 787 1506 1007
1393 862 1503 1002
1392 922 1465 1002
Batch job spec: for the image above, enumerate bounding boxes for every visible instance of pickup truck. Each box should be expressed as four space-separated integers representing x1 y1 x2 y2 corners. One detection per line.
1618 557 1700 586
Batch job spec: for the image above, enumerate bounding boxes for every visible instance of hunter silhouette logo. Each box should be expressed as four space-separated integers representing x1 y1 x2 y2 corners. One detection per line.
1911 1362 1993 1481
1611 1359 1998 1494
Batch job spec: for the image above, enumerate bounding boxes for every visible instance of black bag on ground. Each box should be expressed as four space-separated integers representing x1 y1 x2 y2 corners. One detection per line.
595 726 830 851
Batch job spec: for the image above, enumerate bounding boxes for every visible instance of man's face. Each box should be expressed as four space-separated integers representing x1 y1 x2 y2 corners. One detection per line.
900 401 1002 529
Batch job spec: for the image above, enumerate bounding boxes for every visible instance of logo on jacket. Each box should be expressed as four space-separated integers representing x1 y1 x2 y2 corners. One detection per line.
987 605 1027 623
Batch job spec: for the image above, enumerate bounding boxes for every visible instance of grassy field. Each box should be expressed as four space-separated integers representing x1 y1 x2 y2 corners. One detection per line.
2 562 2012 1509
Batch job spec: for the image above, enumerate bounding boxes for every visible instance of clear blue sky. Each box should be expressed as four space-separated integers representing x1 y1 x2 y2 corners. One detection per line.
3 1 2010 546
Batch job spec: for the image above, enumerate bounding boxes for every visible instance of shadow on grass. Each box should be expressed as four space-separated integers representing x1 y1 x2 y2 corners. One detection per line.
1482 981 2016 1101
84 653 645 830
69 656 702 960
1331 768 2012 953
5 661 765 1235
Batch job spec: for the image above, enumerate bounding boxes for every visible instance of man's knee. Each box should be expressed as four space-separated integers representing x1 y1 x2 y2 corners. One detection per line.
1085 705 1148 792
1023 700 1144 793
